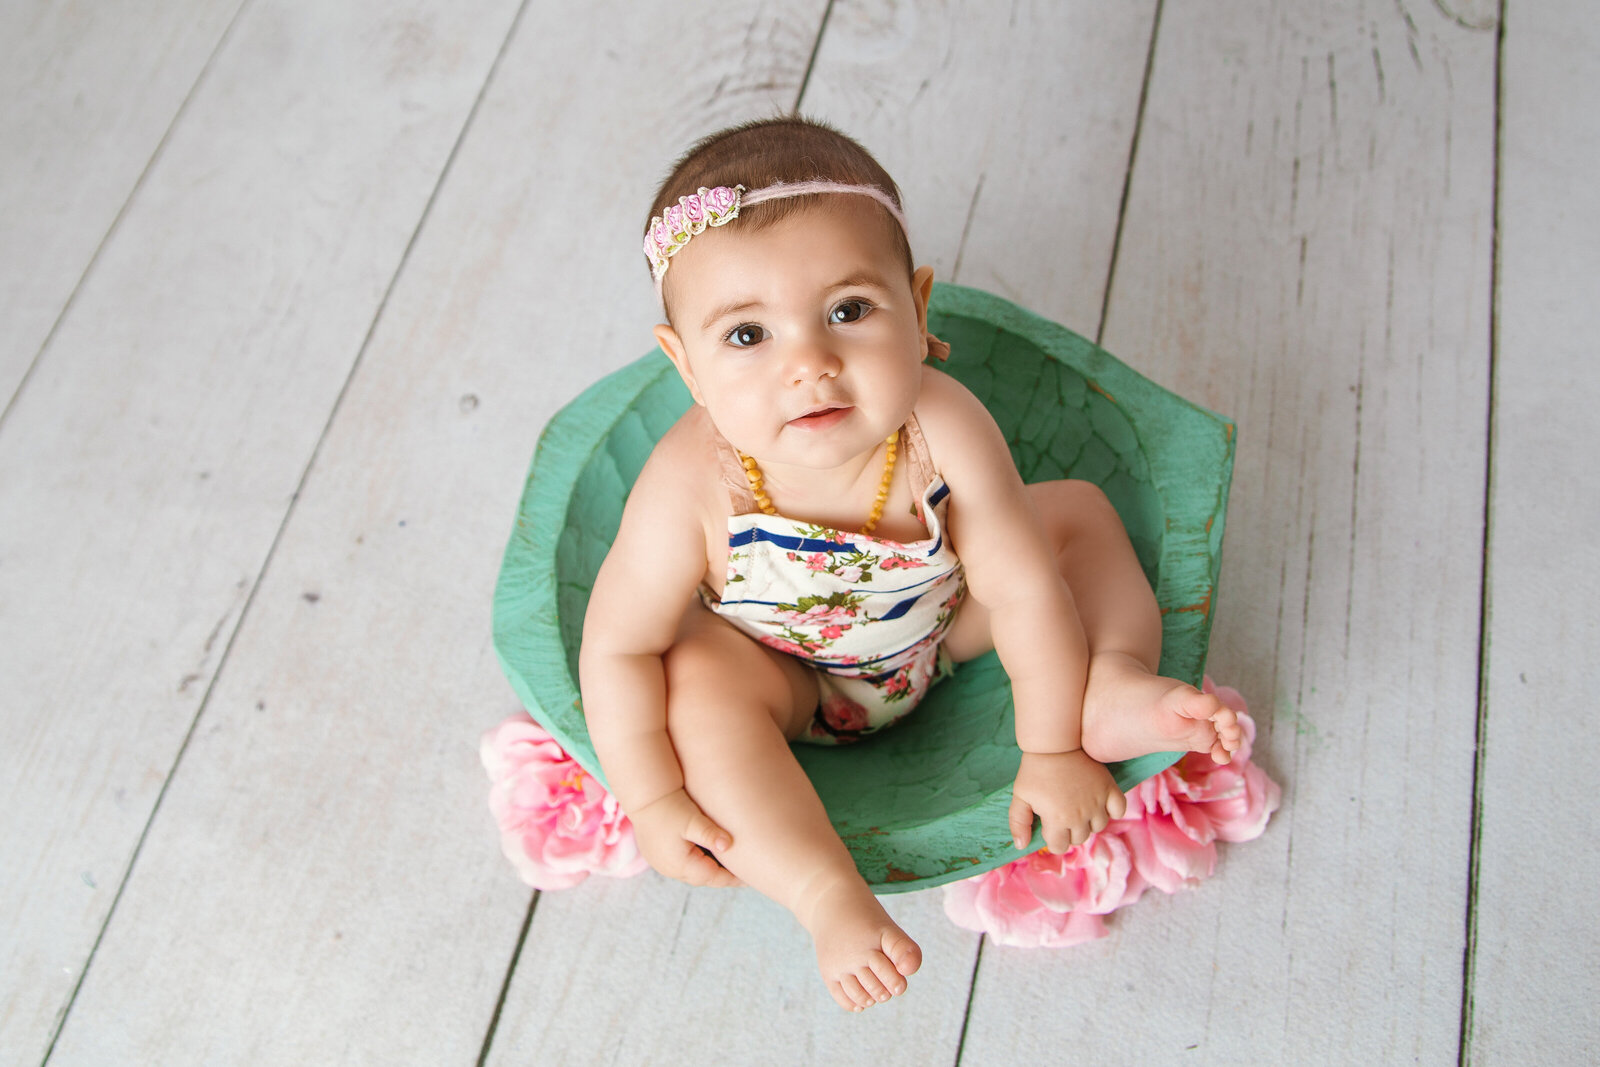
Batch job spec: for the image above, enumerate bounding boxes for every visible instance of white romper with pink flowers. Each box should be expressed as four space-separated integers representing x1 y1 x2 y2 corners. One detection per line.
698 412 967 744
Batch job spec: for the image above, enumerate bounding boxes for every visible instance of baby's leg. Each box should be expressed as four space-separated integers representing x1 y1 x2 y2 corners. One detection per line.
662 604 922 1012
946 481 1241 763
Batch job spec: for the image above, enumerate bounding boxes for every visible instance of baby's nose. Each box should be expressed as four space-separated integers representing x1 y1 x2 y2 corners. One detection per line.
785 337 843 384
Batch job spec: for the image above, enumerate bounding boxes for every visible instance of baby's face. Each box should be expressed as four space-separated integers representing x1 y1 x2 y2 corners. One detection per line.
656 200 932 474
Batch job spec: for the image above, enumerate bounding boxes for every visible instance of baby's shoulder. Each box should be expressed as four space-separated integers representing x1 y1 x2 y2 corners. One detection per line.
631 405 727 517
912 365 1005 477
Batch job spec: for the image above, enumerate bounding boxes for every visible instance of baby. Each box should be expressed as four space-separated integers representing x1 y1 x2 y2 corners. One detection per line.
579 117 1241 1012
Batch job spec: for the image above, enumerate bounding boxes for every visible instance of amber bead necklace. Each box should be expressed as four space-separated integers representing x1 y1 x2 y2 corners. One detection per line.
738 429 899 535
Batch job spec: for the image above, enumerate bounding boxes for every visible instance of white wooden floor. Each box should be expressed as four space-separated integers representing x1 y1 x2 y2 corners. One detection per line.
3 1 1595 1063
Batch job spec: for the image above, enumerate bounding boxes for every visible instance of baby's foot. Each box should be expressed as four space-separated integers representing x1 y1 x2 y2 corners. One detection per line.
797 874 922 1012
1081 651 1242 764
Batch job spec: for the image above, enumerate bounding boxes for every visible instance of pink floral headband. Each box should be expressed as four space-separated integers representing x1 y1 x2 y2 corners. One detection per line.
643 180 910 301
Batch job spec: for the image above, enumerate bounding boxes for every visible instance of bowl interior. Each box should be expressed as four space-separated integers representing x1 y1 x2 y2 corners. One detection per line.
494 283 1235 890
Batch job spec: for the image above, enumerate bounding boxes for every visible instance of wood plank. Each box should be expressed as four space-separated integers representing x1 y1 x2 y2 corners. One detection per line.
498 0 1158 1049
806 0 1158 335
491 876 979 1063
0 1 522 1061
38 1 905 1062
463 2 983 1057
1470 0 1600 1059
504 0 1161 1050
958 0 1498 1059
492 0 1162 1053
0 0 243 407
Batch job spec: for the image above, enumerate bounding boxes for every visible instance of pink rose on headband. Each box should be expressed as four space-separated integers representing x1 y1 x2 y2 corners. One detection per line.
481 714 647 889
663 203 687 242
703 184 740 221
650 217 674 254
681 192 706 228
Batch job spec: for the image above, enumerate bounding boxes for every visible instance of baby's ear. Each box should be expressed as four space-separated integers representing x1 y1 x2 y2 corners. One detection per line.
654 324 705 406
910 265 936 356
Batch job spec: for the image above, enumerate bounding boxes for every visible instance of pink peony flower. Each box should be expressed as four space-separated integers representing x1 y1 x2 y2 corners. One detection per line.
805 552 830 572
942 677 1281 947
944 833 1145 947
1112 683 1281 890
1194 679 1281 843
819 624 848 640
836 565 864 583
481 714 647 890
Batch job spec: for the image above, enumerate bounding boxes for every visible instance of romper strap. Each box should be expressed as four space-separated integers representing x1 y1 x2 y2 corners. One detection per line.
901 411 936 512
710 424 761 515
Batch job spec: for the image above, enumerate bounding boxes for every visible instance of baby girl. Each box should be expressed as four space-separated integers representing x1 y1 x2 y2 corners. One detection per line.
579 117 1241 1012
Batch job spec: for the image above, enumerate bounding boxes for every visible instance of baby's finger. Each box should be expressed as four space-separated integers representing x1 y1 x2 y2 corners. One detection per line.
1042 821 1078 854
1107 787 1128 820
1007 796 1036 850
682 847 741 888
683 810 734 853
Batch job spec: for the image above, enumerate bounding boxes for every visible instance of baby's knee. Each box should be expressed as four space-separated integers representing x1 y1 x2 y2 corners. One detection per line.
1032 479 1120 535
661 626 741 699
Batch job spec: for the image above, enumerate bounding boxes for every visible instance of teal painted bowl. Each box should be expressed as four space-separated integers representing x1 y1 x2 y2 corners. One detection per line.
493 283 1235 892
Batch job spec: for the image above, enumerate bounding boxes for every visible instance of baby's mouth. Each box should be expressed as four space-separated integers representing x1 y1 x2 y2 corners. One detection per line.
787 405 853 430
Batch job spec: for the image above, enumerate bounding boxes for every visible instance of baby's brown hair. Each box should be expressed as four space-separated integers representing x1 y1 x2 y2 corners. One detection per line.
646 117 913 310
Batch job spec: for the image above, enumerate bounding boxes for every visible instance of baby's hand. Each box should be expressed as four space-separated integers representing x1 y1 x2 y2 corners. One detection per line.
1008 750 1127 853
628 788 742 888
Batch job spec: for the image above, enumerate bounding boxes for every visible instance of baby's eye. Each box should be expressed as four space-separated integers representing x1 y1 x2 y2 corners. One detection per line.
829 299 872 325
724 323 768 347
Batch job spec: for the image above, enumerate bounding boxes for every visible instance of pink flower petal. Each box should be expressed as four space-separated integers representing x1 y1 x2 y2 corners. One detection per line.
481 712 648 890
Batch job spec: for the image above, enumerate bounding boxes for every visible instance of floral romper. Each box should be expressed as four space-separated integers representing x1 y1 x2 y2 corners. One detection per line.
699 412 967 744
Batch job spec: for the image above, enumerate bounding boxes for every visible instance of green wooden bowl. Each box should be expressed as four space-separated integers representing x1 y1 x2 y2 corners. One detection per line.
494 283 1235 892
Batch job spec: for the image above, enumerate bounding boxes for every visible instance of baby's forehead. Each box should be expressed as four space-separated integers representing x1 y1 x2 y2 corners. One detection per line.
660 198 912 317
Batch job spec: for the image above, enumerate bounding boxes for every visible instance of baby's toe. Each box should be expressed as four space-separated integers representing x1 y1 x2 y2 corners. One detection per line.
838 974 874 1011
827 980 858 1013
868 953 908 997
856 965 892 1003
883 929 923 978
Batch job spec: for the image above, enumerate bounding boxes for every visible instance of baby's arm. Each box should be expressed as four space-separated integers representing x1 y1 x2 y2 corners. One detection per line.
579 433 737 887
918 369 1122 851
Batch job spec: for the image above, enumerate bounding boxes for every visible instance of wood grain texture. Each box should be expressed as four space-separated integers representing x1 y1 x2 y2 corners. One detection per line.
465 2 984 1056
960 0 1498 1060
45 1 865 1062
7 0 1582 1060
1470 2 1600 1060
490 876 978 1064
0 1 521 1061
0 0 243 407
803 0 1159 335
